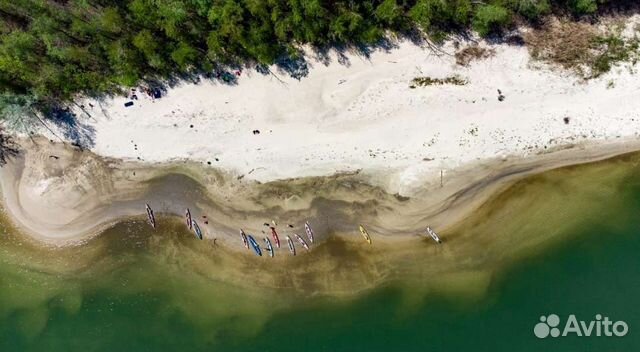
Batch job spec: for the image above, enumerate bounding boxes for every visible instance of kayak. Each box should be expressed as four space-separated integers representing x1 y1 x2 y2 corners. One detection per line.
247 235 262 256
145 204 156 229
264 237 274 258
426 226 442 244
270 227 281 248
304 221 315 243
191 219 203 240
294 234 309 251
240 229 249 249
185 208 192 230
286 235 296 256
359 225 372 244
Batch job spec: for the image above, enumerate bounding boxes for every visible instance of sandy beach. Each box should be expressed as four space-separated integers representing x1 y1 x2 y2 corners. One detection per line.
3 34 640 245
1 135 639 246
60 38 640 195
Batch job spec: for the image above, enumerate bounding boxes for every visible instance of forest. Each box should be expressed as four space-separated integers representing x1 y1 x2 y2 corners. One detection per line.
0 0 636 116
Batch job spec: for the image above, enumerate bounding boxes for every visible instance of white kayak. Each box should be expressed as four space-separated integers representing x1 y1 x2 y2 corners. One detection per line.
426 226 442 244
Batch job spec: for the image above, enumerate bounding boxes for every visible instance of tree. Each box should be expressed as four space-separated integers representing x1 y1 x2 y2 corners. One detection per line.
473 5 511 37
508 0 550 21
171 41 198 69
570 0 598 15
409 0 433 31
375 0 402 26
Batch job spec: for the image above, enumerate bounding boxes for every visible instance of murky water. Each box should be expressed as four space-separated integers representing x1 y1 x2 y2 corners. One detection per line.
1 153 640 351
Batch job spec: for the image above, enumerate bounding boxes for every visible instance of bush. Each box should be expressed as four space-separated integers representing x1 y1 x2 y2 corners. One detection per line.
571 0 599 15
508 0 551 21
473 5 512 37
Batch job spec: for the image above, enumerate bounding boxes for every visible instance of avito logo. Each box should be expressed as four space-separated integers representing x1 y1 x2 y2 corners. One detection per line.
534 314 629 338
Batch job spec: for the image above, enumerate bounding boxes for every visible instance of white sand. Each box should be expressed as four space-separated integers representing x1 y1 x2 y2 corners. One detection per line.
57 38 639 195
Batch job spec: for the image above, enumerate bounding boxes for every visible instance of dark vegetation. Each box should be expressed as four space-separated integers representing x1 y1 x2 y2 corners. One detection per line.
410 75 467 87
0 126 18 165
454 45 496 66
525 18 640 78
0 0 637 116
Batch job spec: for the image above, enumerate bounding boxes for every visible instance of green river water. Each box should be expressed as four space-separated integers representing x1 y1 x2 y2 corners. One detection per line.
1 153 640 351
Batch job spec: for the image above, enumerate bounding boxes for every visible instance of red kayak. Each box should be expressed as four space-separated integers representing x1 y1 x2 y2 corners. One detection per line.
240 229 249 249
270 227 281 248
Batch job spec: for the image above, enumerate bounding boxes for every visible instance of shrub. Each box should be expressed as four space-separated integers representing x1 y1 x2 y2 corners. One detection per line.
473 5 512 37
508 0 551 21
571 0 599 15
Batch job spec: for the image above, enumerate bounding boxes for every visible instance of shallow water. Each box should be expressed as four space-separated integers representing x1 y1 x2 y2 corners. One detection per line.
1 153 640 351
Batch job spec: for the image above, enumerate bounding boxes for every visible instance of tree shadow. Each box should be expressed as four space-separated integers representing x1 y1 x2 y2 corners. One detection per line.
48 108 96 149
274 54 309 80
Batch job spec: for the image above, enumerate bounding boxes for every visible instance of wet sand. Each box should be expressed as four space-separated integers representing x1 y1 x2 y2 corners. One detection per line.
2 136 640 249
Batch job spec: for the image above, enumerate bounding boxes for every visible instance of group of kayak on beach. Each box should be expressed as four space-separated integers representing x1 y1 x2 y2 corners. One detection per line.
239 222 314 257
145 203 442 255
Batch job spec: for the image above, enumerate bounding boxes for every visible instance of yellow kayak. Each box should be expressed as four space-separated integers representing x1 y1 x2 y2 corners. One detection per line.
359 225 372 244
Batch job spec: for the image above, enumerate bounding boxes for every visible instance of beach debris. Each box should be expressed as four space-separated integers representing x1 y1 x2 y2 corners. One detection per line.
124 101 134 107
359 225 372 244
497 89 505 102
564 117 571 124
410 76 467 88
145 204 156 229
455 45 495 66
426 226 442 244
252 129 261 135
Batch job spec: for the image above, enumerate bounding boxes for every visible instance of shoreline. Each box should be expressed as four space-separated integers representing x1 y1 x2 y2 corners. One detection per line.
4 30 640 246
1 144 638 298
2 136 640 247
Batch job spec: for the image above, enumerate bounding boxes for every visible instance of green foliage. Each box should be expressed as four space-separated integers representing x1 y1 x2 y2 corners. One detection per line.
473 5 512 37
591 34 640 78
375 0 403 26
0 93 39 132
508 0 551 20
570 0 599 15
0 0 630 118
